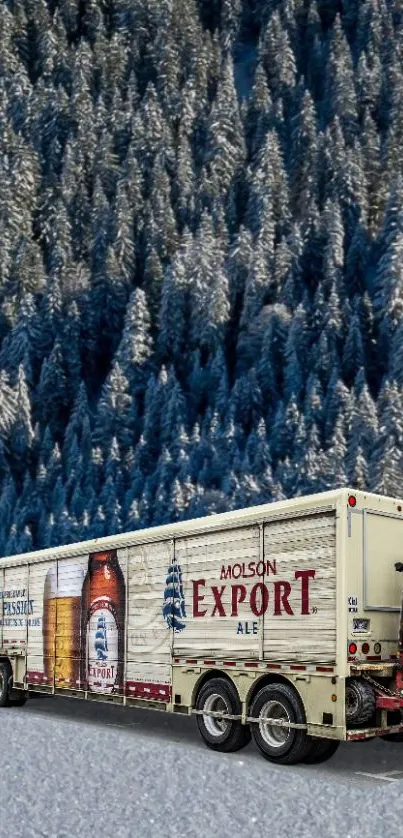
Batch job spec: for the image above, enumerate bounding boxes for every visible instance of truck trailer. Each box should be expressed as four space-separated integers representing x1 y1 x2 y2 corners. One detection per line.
1 487 403 766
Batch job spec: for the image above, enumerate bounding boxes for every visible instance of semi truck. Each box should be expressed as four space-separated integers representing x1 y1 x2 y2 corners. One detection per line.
1 487 403 766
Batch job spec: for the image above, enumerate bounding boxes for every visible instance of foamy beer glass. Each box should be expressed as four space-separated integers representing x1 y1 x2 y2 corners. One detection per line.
43 563 85 688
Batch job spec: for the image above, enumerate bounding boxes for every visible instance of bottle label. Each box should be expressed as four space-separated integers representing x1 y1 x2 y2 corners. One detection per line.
86 596 120 693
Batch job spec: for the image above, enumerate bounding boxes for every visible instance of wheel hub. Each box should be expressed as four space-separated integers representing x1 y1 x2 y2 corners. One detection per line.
203 693 230 738
346 686 359 716
259 699 291 748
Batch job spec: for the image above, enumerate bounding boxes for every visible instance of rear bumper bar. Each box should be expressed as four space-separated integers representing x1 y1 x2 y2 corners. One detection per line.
347 723 403 741
376 695 403 710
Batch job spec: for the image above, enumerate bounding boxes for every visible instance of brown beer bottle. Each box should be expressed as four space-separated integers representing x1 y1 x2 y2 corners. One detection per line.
80 550 126 694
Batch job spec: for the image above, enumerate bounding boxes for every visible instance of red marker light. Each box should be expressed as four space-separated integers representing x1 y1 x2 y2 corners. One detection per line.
362 643 370 655
348 495 357 508
349 642 357 655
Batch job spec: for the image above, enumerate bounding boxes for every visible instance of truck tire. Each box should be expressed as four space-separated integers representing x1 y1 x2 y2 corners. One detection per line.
10 693 28 707
345 678 375 725
250 682 311 765
195 678 251 752
381 732 403 742
303 738 340 764
0 663 11 708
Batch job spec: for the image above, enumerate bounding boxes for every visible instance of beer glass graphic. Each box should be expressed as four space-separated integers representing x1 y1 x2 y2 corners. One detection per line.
43 563 85 688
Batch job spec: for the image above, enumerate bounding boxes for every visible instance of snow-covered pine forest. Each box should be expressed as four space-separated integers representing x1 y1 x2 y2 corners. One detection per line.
0 0 402 556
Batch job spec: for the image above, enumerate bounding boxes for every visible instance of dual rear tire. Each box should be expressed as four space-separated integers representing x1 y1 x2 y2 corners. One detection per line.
196 678 251 752
195 678 339 765
0 662 28 707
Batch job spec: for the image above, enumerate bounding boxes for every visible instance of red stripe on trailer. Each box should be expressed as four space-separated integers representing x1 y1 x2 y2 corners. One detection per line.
174 658 180 663
316 666 334 672
186 659 197 664
223 661 236 667
290 665 306 671
266 663 281 669
125 681 171 701
204 660 216 665
347 725 403 741
26 671 47 684
366 655 382 661
244 661 259 668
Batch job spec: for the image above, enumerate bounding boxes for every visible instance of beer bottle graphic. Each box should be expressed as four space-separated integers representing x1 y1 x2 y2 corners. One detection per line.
43 562 85 688
80 550 126 694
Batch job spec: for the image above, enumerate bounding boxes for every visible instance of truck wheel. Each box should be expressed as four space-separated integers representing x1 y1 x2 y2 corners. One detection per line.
303 738 340 764
0 663 11 708
250 683 311 765
345 678 375 725
195 678 251 752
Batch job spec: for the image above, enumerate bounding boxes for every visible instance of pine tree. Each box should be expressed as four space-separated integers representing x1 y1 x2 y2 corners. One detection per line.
270 396 299 464
0 371 17 438
36 339 69 436
342 306 366 387
158 229 192 364
259 10 297 103
10 364 34 476
257 305 291 409
245 60 273 159
246 129 290 239
202 55 246 213
0 477 18 554
294 423 325 496
323 15 358 144
289 85 319 222
113 287 154 396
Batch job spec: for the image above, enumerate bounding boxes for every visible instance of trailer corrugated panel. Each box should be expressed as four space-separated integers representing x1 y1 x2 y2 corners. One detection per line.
27 561 56 686
125 541 172 698
263 512 337 663
2 563 28 648
174 525 261 659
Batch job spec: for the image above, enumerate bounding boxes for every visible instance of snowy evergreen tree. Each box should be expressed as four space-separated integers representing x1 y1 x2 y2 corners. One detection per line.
323 16 358 145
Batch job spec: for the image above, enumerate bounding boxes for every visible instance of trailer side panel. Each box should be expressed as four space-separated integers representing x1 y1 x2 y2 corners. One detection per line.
263 512 337 663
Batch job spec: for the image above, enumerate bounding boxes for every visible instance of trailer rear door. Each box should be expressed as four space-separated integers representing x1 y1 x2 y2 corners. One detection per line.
363 511 402 611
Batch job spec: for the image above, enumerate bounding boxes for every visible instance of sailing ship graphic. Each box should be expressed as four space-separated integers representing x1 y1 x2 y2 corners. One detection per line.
94 615 108 661
162 561 187 632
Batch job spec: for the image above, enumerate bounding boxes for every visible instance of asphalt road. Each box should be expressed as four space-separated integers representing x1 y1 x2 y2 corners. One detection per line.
0 695 402 838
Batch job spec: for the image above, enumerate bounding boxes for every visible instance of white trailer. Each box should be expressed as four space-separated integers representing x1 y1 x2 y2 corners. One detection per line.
1 487 403 765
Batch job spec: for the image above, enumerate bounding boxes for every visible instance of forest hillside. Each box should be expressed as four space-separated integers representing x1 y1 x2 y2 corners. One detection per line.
0 0 402 555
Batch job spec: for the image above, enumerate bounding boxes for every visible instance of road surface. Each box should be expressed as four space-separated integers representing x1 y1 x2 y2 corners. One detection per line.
0 695 402 838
